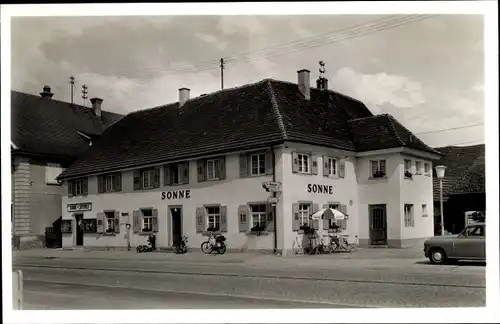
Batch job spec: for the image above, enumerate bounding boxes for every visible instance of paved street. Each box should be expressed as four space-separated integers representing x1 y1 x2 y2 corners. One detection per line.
12 249 486 309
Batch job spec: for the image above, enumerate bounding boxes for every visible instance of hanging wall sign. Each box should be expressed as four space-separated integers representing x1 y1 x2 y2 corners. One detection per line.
307 184 334 195
161 189 191 200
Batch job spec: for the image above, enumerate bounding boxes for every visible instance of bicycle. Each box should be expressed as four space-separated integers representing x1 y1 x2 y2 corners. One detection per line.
201 231 226 255
174 234 189 254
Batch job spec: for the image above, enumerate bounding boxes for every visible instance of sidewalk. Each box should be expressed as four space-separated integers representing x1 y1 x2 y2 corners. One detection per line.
12 246 426 270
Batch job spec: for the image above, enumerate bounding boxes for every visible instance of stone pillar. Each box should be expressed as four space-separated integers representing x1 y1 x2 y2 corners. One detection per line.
12 157 31 247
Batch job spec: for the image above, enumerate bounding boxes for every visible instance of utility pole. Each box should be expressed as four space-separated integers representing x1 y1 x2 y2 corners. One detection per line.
220 58 225 90
81 85 88 108
69 76 75 105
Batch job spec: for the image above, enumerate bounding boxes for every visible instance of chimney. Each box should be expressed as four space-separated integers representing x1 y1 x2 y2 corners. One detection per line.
179 88 190 107
90 97 103 118
40 85 54 99
297 69 310 100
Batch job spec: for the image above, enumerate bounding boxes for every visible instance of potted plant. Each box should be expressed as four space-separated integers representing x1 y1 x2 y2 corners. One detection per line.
373 170 386 178
328 223 340 233
404 170 413 179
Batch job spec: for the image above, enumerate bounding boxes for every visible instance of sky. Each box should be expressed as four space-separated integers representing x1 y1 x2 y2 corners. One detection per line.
9 14 485 148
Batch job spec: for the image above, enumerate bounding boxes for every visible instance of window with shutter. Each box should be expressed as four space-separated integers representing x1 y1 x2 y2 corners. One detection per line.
206 206 221 231
250 204 267 231
197 160 206 182
240 154 249 178
238 205 248 232
195 207 206 233
69 178 88 197
141 208 154 232
250 153 266 176
104 211 115 233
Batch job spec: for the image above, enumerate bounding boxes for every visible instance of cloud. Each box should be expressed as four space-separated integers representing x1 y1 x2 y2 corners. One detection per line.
472 83 484 93
194 31 227 51
331 67 426 113
292 24 314 38
216 16 267 36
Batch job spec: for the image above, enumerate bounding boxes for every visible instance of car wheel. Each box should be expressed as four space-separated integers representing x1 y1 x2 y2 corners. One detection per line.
429 248 447 265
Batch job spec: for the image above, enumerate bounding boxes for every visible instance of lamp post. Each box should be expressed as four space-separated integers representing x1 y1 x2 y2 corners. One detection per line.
435 165 447 236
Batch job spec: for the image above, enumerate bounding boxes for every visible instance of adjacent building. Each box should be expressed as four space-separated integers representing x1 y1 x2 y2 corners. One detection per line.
11 86 123 249
432 144 485 234
56 69 441 254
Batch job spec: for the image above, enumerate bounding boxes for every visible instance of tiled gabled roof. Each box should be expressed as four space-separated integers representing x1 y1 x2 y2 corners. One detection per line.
57 78 436 180
432 144 485 201
11 90 123 160
348 114 441 155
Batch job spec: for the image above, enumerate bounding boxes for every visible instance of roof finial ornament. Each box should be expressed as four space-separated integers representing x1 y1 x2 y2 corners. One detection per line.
317 61 328 91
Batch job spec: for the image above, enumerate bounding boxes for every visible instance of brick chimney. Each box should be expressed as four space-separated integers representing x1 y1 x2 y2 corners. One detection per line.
90 97 103 118
40 85 54 99
297 69 310 100
179 88 190 107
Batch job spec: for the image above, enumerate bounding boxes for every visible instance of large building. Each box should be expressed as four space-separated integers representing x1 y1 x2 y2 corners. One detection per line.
432 144 485 234
56 69 441 254
11 86 123 249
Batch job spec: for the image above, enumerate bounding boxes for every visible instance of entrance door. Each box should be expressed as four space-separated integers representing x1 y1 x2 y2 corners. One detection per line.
170 207 183 246
369 205 387 245
75 214 84 246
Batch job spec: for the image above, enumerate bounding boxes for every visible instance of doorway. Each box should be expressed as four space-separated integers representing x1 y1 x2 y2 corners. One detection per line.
369 204 387 246
75 213 84 246
169 206 183 246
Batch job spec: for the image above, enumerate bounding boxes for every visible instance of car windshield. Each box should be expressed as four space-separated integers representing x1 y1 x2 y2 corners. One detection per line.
461 225 485 237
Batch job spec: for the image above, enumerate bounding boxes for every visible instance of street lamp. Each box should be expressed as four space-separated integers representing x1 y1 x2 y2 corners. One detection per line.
435 165 447 236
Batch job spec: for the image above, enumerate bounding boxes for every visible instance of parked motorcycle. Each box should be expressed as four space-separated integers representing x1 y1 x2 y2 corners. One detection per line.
136 233 156 253
201 232 226 255
174 234 189 254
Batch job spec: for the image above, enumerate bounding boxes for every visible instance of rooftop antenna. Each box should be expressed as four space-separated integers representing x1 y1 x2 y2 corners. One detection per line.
319 60 326 78
82 84 88 108
317 61 328 91
220 58 225 90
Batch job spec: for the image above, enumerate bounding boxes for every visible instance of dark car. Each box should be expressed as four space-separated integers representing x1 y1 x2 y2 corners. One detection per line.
423 222 486 264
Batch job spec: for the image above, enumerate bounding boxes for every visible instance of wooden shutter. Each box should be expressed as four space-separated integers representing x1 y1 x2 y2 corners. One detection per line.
339 204 348 230
133 170 141 190
152 209 159 232
240 153 248 178
152 167 160 188
238 205 248 232
197 160 206 182
82 178 88 195
218 157 226 180
115 173 122 192
183 162 190 184
311 155 318 175
133 210 141 233
292 152 299 173
265 149 273 175
68 180 74 197
292 203 300 231
96 212 105 234
322 204 329 229
195 207 206 233
98 176 105 193
311 203 320 229
323 156 329 177
266 203 275 231
114 211 120 233
164 164 171 186
339 159 346 178
220 205 227 232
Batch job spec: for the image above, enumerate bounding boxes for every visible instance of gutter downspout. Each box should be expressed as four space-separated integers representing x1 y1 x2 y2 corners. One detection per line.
271 146 278 254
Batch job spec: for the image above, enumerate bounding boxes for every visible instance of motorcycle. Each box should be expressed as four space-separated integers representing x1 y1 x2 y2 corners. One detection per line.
136 233 156 253
174 234 189 254
201 231 226 255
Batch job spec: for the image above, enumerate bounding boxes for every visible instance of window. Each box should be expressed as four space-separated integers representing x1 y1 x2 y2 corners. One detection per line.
462 225 484 237
327 158 337 176
172 164 184 185
74 179 84 195
298 154 310 173
105 211 115 233
251 204 267 229
416 161 422 175
424 163 431 175
250 154 266 176
370 160 386 178
69 178 87 196
404 204 414 227
404 159 412 172
206 206 221 231
299 203 310 227
142 170 155 189
207 159 220 180
422 204 428 217
328 203 339 227
142 209 153 232
105 174 116 192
